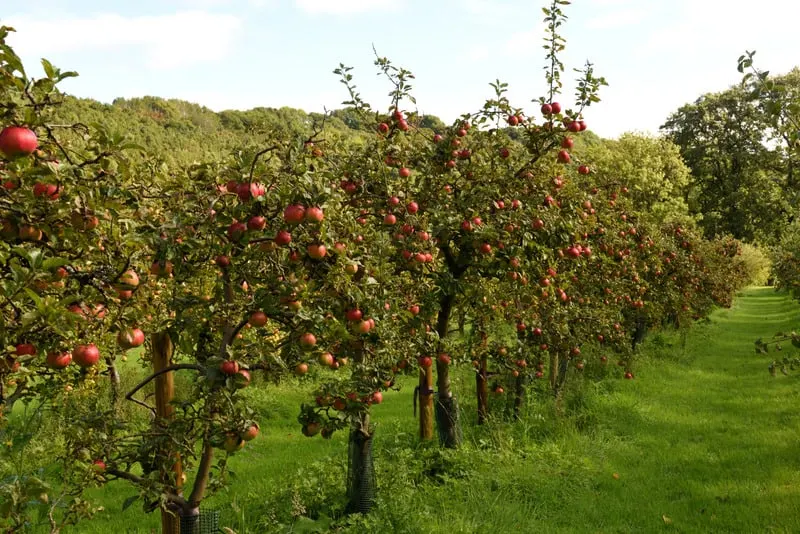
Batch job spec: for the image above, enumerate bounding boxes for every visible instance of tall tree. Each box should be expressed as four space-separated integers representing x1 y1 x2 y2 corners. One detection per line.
661 86 788 243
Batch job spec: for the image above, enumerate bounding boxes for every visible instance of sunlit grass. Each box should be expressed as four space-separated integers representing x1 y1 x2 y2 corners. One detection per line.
14 287 800 533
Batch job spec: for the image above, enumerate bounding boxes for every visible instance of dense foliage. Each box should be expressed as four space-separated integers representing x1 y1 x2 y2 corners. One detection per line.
0 3 764 532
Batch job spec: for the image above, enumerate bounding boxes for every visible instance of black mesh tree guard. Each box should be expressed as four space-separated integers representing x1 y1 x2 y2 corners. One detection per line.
346 428 376 514
435 393 463 448
179 509 220 534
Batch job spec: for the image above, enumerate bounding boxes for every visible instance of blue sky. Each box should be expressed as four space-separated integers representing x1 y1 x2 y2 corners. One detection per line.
4 0 799 138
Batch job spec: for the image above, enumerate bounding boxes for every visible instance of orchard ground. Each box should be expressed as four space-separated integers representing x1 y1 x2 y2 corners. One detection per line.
10 286 799 533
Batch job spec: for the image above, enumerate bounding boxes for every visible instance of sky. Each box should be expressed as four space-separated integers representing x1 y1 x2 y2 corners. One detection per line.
3 0 799 139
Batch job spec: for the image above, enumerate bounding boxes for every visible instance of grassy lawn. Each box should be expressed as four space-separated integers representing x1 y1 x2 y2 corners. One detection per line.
14 287 800 533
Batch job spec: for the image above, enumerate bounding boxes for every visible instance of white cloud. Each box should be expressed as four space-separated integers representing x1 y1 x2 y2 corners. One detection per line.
295 0 401 14
585 8 647 30
504 30 538 57
467 45 490 62
5 11 242 70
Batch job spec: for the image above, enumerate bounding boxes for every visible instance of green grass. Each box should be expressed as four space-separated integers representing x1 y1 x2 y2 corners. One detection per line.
13 287 800 533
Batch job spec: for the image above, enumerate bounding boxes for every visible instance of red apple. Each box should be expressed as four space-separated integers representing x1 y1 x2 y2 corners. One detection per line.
249 311 268 327
117 328 145 350
295 362 309 375
307 244 327 259
305 206 324 223
220 360 240 375
399 167 411 178
14 343 36 356
247 216 267 231
227 222 247 242
47 351 71 369
283 204 306 224
319 352 334 367
299 333 317 349
346 309 363 322
73 344 100 367
274 230 292 246
557 150 571 164
33 182 59 200
0 126 38 158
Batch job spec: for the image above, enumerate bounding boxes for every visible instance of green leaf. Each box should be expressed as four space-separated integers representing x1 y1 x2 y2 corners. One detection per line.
41 58 55 79
122 494 139 511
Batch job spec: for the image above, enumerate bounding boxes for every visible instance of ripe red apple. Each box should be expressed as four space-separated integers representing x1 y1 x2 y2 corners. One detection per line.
14 343 36 356
346 309 363 322
406 201 419 214
220 360 240 375
307 243 327 260
117 328 145 350
319 352 334 367
249 311 268 327
437 353 451 365
578 165 590 175
247 216 267 231
295 362 309 375
541 103 553 116
47 351 71 369
283 204 306 224
227 222 247 242
419 356 433 368
274 230 292 246
354 320 372 334
550 102 562 114
561 137 574 149
378 122 390 134
433 133 443 143
243 423 260 441
116 270 140 290
92 459 107 473
507 115 519 126
299 333 317 349
305 206 324 223
0 126 38 158
33 182 59 200
73 344 100 367
399 167 411 178
480 243 492 255
499 147 510 159
384 213 397 225
557 150 571 164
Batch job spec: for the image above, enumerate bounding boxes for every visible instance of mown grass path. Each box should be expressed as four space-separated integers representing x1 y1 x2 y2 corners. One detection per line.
541 286 800 533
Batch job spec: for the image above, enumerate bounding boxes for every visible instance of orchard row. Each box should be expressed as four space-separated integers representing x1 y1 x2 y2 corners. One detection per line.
0 8 750 530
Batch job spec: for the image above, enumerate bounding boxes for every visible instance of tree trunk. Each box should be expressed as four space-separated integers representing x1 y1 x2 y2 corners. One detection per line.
152 331 182 534
513 372 525 421
548 351 558 394
434 294 460 447
418 366 434 440
476 356 488 424
346 414 375 514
